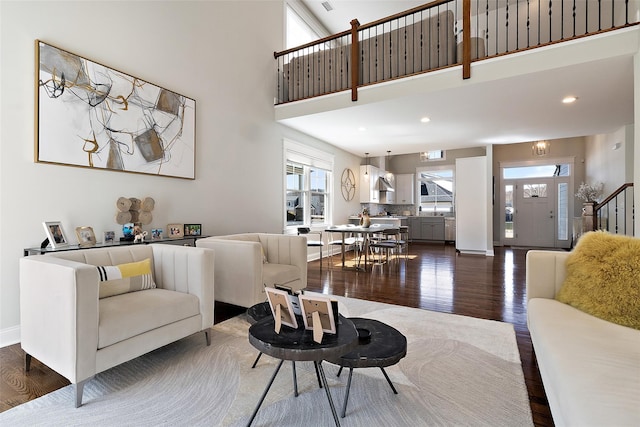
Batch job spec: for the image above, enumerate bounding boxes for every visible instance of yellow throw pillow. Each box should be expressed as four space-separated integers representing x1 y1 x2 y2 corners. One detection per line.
556 231 640 330
97 258 156 299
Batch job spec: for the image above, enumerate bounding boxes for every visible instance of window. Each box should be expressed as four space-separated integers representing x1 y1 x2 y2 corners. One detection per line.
418 168 454 213
284 140 333 228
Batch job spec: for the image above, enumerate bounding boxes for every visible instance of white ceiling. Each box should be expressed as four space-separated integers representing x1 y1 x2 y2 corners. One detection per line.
281 1 636 158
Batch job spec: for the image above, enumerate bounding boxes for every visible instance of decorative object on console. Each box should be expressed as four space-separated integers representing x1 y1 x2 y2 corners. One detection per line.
168 224 184 239
151 229 163 240
36 40 196 179
133 225 148 243
122 223 135 241
341 168 356 201
575 182 604 203
75 226 96 247
115 196 155 226
103 231 115 244
184 224 202 236
42 221 68 248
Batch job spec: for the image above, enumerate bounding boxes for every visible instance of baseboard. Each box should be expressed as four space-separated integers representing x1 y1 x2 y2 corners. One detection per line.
0 325 20 348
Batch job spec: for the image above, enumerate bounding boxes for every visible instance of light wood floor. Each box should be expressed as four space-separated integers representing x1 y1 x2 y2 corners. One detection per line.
0 243 553 426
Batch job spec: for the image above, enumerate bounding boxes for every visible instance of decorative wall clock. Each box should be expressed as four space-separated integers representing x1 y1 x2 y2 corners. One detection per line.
341 168 356 201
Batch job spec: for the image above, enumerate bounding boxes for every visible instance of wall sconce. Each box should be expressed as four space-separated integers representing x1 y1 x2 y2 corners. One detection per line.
532 141 549 156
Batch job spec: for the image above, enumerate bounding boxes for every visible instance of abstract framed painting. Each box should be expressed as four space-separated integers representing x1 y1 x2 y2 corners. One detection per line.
35 40 196 179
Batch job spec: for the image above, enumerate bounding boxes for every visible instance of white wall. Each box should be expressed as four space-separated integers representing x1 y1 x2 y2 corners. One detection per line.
0 0 361 344
586 126 632 195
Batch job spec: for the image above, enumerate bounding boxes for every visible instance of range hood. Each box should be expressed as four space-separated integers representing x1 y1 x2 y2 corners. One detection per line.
378 176 395 192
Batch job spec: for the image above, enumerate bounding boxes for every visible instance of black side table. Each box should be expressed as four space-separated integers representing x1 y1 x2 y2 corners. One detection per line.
327 317 407 418
247 314 358 427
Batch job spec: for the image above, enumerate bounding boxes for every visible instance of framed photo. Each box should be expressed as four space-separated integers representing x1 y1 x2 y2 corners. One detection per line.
36 40 196 179
167 224 184 239
122 223 135 241
299 294 336 334
151 228 163 240
184 224 202 236
265 287 298 331
43 221 68 248
103 231 115 244
75 226 96 247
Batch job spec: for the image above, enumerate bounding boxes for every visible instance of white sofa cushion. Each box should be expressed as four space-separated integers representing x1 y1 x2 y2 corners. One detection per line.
528 298 640 426
262 263 301 288
99 288 200 349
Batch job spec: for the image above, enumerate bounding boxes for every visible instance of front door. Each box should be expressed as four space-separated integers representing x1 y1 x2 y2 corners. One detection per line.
514 179 556 247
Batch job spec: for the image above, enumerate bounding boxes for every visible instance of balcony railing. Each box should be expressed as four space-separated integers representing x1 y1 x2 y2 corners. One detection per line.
275 0 639 104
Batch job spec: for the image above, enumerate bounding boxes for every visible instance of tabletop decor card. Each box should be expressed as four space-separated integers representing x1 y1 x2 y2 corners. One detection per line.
75 226 96 247
151 229 163 240
299 294 337 343
103 231 115 244
184 224 201 236
43 221 68 248
265 287 298 333
167 224 184 239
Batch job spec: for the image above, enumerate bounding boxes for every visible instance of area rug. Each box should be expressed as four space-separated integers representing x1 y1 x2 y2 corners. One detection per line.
0 294 533 426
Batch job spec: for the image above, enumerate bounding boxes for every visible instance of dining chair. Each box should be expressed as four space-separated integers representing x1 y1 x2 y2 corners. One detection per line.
298 227 324 268
327 225 363 269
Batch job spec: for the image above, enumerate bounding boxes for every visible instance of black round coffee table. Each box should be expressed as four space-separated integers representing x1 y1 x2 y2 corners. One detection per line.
247 314 358 427
326 317 407 418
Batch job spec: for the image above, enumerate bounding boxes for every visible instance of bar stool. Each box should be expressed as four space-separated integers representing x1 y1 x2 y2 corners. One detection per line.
297 227 324 268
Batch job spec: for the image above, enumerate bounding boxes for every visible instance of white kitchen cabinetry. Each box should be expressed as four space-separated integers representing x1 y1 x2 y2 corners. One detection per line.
394 174 414 204
360 165 380 203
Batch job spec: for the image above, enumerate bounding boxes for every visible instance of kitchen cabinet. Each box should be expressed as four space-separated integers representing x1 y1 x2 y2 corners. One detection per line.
408 217 445 241
360 165 380 203
394 174 415 204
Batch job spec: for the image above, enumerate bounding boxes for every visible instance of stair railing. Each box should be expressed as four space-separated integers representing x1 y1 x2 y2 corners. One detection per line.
593 183 634 235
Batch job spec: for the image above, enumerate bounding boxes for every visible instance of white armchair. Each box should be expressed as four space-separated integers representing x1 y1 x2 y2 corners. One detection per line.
196 233 307 307
20 244 214 407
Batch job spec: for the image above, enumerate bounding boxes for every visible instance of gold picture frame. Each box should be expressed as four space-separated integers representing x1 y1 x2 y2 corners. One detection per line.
167 224 184 239
75 226 96 247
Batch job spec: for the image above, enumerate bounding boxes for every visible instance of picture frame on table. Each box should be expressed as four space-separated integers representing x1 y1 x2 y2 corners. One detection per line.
167 224 184 239
43 221 69 248
151 229 163 240
184 223 201 236
299 294 336 334
103 231 115 244
265 287 298 332
75 226 96 247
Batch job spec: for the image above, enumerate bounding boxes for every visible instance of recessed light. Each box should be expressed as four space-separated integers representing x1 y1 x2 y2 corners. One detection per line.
420 117 431 123
562 96 577 104
358 127 366 132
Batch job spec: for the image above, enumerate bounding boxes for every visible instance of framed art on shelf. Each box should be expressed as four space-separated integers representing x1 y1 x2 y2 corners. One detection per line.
43 221 68 248
103 231 115 244
75 226 96 247
184 224 201 236
35 40 196 179
167 224 184 239
151 229 163 240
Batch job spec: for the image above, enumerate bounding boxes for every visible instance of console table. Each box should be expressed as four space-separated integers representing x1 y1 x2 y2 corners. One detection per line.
23 236 208 256
247 314 358 427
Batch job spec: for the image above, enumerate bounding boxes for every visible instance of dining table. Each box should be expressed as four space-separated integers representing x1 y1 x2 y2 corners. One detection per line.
325 224 400 271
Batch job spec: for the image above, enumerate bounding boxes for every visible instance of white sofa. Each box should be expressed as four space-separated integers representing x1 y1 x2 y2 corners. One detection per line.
196 233 307 308
20 244 215 407
526 250 640 426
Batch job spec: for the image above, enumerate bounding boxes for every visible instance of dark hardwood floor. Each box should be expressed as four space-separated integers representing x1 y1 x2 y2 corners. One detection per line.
0 243 553 426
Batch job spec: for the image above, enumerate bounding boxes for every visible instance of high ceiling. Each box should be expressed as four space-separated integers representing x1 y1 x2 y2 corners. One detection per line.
279 1 636 158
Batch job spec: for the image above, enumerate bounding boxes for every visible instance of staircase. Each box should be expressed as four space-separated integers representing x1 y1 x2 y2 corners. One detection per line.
593 183 634 236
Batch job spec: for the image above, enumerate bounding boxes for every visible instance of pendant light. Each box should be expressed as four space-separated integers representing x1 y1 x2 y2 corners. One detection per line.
364 152 369 175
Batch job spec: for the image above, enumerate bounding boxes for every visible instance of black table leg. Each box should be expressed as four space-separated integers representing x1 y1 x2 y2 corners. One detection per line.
340 367 354 418
246 359 284 427
251 352 263 368
314 361 323 388
380 367 398 394
292 361 298 397
316 361 341 427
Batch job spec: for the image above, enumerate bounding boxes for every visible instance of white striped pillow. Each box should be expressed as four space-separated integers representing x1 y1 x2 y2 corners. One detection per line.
96 258 156 299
